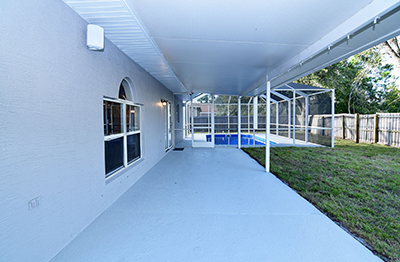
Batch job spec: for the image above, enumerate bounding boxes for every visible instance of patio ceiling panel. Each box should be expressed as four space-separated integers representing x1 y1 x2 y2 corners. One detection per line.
63 0 400 97
129 0 375 95
63 0 187 93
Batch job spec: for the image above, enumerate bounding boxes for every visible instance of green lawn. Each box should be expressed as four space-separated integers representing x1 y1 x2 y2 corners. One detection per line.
243 139 400 261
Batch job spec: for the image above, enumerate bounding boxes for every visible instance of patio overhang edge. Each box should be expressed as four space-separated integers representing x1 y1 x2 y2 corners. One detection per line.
241 0 400 97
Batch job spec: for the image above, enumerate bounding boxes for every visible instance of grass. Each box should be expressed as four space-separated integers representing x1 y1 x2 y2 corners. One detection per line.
242 139 400 261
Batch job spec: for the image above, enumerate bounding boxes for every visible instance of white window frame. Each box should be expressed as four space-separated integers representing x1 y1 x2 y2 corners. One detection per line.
104 96 142 178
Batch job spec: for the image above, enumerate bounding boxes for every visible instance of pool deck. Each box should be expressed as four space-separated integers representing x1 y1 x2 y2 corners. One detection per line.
182 134 322 148
51 146 381 261
268 134 322 147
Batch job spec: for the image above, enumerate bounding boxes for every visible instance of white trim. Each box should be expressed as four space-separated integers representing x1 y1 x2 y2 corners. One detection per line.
305 96 309 143
331 89 335 148
266 80 271 173
104 133 124 141
104 97 142 179
238 96 241 149
211 94 215 146
293 90 296 146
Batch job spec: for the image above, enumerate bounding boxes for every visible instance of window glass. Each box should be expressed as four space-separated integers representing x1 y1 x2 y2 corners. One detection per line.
105 137 124 175
104 101 122 135
126 105 140 132
119 79 130 100
127 133 141 163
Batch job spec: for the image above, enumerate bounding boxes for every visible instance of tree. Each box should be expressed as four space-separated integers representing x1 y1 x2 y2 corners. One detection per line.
381 36 400 110
382 36 400 69
196 94 211 103
379 84 400 112
296 44 395 114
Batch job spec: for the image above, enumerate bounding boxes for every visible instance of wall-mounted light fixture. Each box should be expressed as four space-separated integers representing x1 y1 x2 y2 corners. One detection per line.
161 99 168 106
87 24 104 51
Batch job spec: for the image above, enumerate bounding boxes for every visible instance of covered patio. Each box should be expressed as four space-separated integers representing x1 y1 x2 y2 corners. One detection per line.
51 147 380 261
2 0 400 261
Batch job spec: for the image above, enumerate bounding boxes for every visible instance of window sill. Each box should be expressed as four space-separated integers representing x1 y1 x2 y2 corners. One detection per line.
105 157 144 185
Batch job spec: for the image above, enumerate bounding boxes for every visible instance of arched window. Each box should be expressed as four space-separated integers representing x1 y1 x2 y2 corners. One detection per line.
103 78 141 178
118 79 132 101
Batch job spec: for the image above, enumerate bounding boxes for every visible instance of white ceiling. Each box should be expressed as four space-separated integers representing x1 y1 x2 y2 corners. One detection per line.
63 0 400 96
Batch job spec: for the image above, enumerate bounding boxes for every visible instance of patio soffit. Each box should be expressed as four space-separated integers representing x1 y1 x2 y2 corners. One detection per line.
63 0 400 97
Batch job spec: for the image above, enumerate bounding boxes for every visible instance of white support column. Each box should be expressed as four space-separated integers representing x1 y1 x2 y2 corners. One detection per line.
238 96 241 149
276 103 279 136
305 96 309 143
293 90 296 146
253 96 258 146
247 97 252 134
191 94 194 146
228 96 231 134
266 81 271 173
207 104 210 135
172 95 175 148
186 103 189 137
288 99 291 139
186 104 189 137
211 94 215 147
253 96 258 130
331 89 335 148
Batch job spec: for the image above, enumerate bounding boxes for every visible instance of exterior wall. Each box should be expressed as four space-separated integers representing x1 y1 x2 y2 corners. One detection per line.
0 1 173 261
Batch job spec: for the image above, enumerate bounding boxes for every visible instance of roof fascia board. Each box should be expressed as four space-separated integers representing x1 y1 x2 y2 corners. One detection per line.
309 89 333 96
291 89 309 98
260 94 278 104
271 91 291 101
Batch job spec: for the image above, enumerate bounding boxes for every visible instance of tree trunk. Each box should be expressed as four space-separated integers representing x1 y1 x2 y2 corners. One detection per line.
382 36 400 68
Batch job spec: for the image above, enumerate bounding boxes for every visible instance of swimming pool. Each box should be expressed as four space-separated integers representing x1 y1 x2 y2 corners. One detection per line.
206 134 276 146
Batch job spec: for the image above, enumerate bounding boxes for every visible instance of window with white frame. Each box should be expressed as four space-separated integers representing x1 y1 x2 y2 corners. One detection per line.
103 79 141 177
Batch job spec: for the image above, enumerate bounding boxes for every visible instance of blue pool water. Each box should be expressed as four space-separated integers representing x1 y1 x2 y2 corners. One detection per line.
206 134 276 146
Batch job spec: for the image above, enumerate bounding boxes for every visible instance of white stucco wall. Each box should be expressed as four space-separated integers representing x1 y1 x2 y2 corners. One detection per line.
0 1 175 261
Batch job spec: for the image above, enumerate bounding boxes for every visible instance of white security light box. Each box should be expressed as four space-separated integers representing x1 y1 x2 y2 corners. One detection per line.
87 24 104 51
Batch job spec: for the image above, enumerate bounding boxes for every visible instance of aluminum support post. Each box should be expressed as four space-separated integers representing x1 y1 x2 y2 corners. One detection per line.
305 96 309 143
211 94 215 147
191 94 194 147
293 90 296 145
238 96 241 149
266 81 271 173
331 89 335 148
276 103 279 135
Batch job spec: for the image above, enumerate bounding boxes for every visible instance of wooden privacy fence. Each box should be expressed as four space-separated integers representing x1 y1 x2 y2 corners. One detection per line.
334 113 400 147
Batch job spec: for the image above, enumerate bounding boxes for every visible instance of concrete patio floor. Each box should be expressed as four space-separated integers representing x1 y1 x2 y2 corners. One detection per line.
51 147 381 262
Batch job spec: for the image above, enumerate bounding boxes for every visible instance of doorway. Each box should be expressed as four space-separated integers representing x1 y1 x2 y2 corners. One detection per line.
165 102 172 150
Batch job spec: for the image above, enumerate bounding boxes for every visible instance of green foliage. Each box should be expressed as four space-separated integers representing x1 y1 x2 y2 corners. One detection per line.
380 85 400 112
296 46 396 114
196 94 212 103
